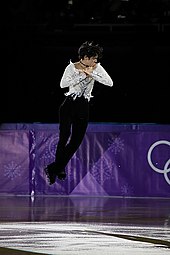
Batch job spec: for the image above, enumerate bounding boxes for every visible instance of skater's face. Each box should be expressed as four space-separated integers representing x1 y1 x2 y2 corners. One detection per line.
83 55 98 67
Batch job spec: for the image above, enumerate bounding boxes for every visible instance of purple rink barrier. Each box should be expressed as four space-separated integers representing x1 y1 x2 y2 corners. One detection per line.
0 123 170 197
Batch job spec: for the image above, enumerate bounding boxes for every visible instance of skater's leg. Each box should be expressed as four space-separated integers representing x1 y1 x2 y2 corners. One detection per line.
57 97 89 169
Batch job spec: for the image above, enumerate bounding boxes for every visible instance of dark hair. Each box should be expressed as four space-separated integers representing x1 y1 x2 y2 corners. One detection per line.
78 41 103 60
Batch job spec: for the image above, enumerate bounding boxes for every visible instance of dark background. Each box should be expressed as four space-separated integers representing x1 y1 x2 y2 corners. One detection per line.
5 0 170 124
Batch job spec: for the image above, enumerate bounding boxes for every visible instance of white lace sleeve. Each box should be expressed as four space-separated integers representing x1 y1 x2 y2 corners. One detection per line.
91 63 113 87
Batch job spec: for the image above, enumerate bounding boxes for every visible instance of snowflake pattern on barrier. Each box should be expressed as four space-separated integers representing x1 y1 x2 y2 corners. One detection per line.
121 184 134 196
40 134 59 165
4 161 21 180
108 136 124 154
91 155 115 185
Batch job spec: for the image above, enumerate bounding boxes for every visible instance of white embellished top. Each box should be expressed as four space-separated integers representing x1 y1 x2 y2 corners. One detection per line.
60 61 113 101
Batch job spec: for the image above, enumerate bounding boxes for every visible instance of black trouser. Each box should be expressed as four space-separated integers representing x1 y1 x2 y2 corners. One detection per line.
55 96 89 171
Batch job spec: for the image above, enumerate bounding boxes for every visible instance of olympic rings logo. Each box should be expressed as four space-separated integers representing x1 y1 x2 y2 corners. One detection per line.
147 140 170 185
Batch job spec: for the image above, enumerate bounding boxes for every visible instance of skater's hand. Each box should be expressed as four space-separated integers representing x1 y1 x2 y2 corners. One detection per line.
83 66 95 75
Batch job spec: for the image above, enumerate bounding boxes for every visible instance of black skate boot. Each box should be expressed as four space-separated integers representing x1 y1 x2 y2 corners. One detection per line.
44 162 57 185
56 169 66 181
